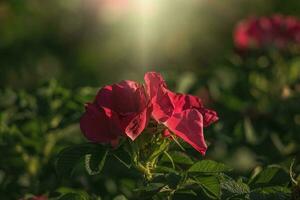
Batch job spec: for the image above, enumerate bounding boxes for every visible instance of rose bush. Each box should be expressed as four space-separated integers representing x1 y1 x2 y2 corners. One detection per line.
55 71 297 199
6 79 297 199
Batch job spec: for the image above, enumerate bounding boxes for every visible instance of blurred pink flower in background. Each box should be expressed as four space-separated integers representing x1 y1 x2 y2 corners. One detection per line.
234 15 300 50
85 0 157 23
31 196 47 200
19 195 47 200
88 0 130 11
97 0 130 14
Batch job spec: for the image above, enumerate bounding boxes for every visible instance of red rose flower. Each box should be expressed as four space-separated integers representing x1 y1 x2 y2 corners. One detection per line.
80 80 151 144
144 72 218 155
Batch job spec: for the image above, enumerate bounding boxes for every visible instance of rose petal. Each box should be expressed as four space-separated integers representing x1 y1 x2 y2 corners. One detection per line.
144 72 174 122
163 129 172 138
95 85 113 109
95 80 141 113
169 92 218 127
199 108 219 127
144 72 167 99
144 71 218 155
80 103 121 143
165 109 207 155
152 89 174 122
168 92 203 112
125 105 152 140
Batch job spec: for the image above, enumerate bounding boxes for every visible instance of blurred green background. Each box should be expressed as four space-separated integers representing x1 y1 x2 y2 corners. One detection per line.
0 0 300 199
1 0 299 88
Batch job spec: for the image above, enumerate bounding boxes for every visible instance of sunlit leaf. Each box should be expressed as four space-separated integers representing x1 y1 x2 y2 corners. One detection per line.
188 160 232 174
161 151 194 166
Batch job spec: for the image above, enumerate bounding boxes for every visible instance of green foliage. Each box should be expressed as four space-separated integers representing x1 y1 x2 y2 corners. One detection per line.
0 81 96 199
1 75 299 199
53 135 297 199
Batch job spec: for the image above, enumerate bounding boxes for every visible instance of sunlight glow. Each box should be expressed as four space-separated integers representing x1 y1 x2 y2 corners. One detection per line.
84 0 206 73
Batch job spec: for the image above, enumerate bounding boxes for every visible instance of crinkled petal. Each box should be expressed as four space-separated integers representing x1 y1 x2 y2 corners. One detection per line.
152 89 174 122
125 105 152 140
144 72 174 123
199 108 219 127
169 92 203 112
169 92 218 127
165 109 207 155
144 72 167 99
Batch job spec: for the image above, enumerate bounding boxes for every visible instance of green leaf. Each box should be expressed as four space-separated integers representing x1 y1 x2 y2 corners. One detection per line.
244 118 258 145
154 166 179 174
250 186 291 200
163 151 175 169
112 153 131 169
188 160 232 174
196 176 220 199
249 166 290 188
289 58 300 82
174 189 197 196
220 178 250 200
134 183 165 192
152 191 170 200
161 151 194 165
173 189 198 200
289 159 298 185
113 195 128 200
166 173 182 189
85 148 108 175
136 183 168 200
58 192 90 200
55 143 101 178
